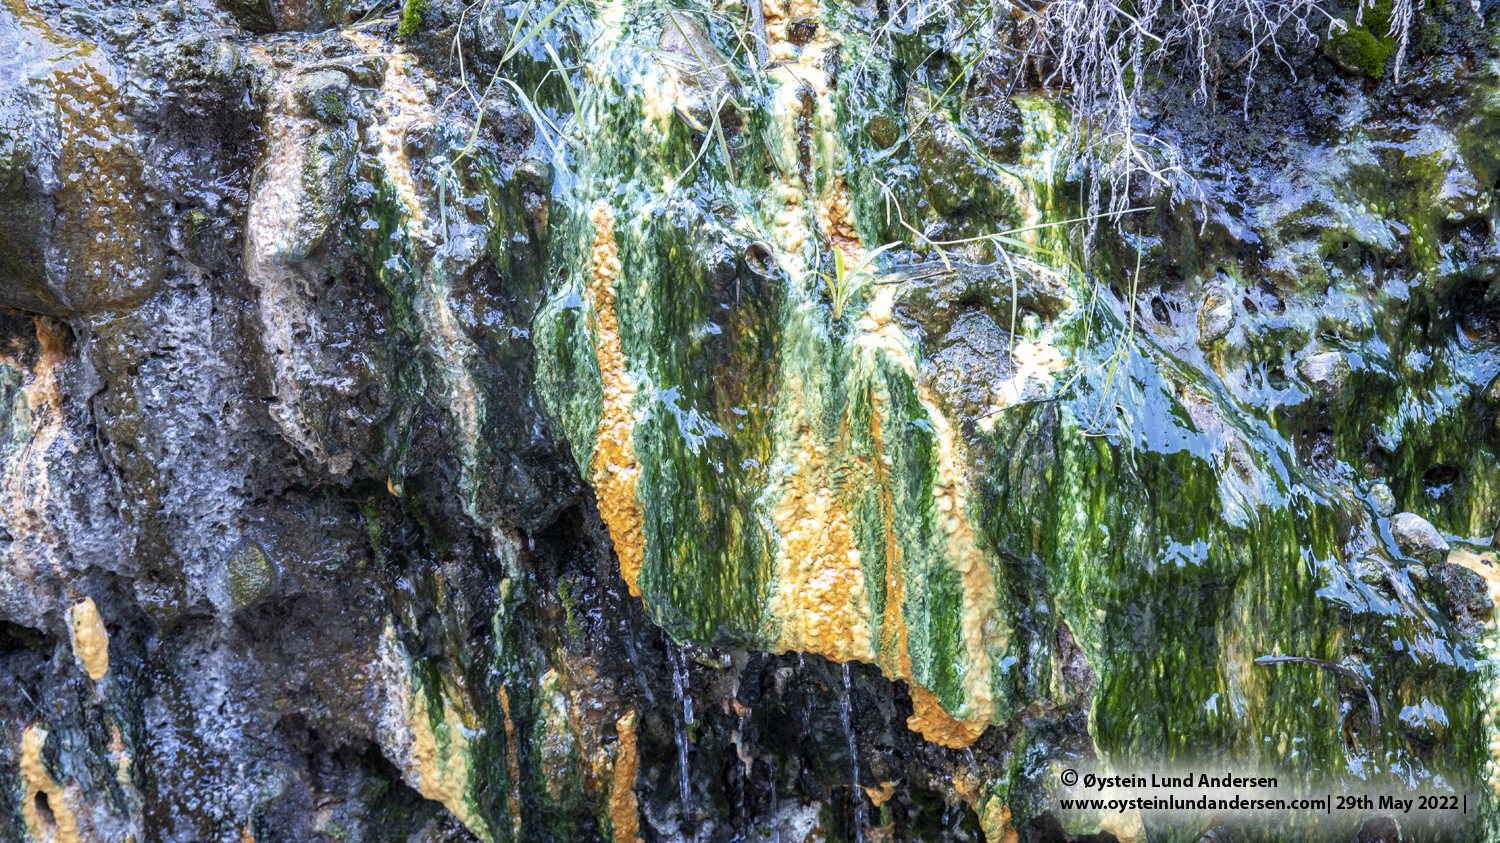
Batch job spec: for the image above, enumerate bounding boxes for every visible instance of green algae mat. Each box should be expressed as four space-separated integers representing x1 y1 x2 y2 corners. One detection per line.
525 1 1500 839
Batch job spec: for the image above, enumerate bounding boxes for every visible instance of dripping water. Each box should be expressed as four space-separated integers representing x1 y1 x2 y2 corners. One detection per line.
841 662 864 843
668 643 695 826
768 758 782 843
796 657 810 741
620 593 655 703
671 644 695 726
735 707 751 830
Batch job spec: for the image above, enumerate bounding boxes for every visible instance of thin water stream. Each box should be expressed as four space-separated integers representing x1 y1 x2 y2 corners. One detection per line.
840 662 864 843
669 642 696 827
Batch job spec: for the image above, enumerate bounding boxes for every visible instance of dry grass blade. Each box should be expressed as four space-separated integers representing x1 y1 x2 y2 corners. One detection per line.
502 0 577 63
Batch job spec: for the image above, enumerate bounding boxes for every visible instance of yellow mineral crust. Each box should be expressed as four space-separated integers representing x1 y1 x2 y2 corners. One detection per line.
907 685 987 748
764 40 837 166
340 34 485 478
756 0 841 277
921 382 999 733
760 0 822 44
409 694 482 835
768 432 875 663
639 70 678 136
239 65 334 471
978 338 1068 430
978 799 1020 843
66 597 108 681
376 624 488 841
863 781 897 807
587 205 648 596
771 182 811 267
1451 545 1500 608
756 11 895 669
952 770 981 804
594 0 628 45
0 318 71 587
20 725 81 843
610 710 641 843
762 223 999 747
815 182 861 264
628 0 997 752
1483 632 1500 797
852 293 999 747
854 286 919 378
760 0 787 42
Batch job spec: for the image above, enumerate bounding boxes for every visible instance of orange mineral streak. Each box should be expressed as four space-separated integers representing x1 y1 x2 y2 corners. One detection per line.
586 205 647 597
816 182 861 264
907 685 987 749
610 710 642 843
499 687 523 837
769 432 874 663
865 353 995 749
863 781 898 807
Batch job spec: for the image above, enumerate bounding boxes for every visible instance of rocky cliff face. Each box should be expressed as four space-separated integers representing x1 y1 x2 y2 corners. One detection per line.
1 0 1498 839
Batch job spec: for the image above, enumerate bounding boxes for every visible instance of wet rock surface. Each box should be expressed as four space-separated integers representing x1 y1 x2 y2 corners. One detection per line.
0 0 1498 840
1392 512 1451 565
1298 350 1351 398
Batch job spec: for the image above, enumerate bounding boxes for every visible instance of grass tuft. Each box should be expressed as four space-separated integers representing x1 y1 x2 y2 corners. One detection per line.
397 0 427 38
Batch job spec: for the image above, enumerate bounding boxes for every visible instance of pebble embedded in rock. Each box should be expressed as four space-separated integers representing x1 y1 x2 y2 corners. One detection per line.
1391 512 1450 565
1198 291 1235 346
210 541 279 613
294 69 355 123
1406 563 1429 588
1355 559 1388 587
866 112 900 149
1297 350 1350 397
1437 562 1494 633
